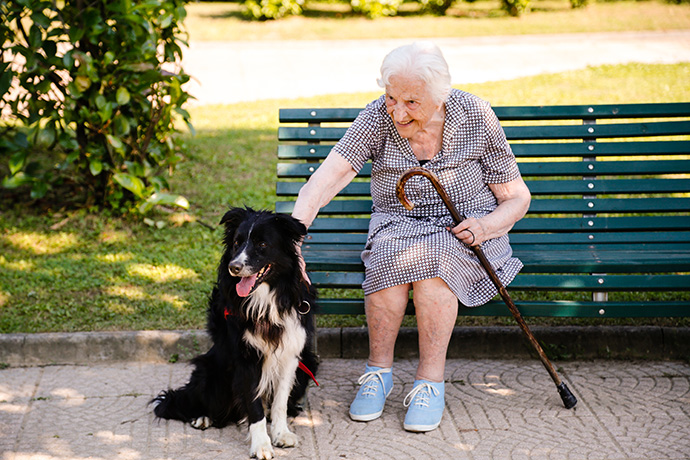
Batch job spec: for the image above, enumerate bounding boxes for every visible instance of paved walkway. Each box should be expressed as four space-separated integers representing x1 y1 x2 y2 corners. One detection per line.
1 358 689 459
180 30 690 105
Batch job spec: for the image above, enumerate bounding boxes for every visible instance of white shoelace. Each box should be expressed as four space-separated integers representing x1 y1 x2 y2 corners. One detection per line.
357 368 392 396
403 382 440 408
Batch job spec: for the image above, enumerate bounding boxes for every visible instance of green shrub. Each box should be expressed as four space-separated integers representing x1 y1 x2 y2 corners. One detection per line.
0 0 193 214
501 0 530 16
569 0 588 8
350 0 404 18
419 0 455 15
242 0 304 20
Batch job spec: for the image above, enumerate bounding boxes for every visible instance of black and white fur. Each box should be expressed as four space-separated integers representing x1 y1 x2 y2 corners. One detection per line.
151 207 318 459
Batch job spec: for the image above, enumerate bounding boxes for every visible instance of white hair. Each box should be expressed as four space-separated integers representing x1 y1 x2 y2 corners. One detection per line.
377 42 452 105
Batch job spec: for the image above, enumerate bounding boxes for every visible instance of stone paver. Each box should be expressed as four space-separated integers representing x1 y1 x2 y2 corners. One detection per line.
1 359 689 459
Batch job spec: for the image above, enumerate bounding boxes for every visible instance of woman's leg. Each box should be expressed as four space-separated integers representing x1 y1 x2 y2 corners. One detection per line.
411 277 458 382
350 283 410 422
365 283 411 368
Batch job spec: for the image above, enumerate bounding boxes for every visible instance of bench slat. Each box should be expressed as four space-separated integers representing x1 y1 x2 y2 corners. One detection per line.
303 231 690 245
278 160 690 179
278 121 690 142
301 215 690 233
278 196 690 214
279 103 690 123
278 178 690 196
302 247 690 273
315 299 690 317
278 141 690 159
308 272 690 291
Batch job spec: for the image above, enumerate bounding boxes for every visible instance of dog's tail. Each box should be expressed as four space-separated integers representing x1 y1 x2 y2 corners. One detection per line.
150 386 205 423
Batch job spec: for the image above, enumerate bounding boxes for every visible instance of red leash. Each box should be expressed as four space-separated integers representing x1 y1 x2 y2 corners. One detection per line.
225 306 319 386
298 361 319 386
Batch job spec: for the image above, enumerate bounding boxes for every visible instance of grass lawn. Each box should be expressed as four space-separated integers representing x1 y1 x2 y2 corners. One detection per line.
1 62 689 333
183 0 690 41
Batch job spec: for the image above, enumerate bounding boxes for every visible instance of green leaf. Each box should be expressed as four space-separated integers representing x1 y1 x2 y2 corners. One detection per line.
116 87 130 105
0 68 13 96
106 134 124 151
113 172 145 198
29 24 43 49
2 172 30 189
9 151 26 175
74 75 91 92
62 51 75 69
68 26 85 43
95 94 107 110
113 115 130 137
103 51 115 66
89 159 103 176
146 192 189 209
30 181 48 199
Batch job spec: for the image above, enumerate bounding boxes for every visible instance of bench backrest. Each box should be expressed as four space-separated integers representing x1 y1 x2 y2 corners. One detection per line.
277 103 690 246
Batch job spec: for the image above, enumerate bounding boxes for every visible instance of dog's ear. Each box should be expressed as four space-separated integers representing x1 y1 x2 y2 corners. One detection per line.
220 207 250 232
274 213 307 242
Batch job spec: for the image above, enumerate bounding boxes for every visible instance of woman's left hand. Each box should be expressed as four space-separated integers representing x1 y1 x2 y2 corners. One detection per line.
448 218 484 246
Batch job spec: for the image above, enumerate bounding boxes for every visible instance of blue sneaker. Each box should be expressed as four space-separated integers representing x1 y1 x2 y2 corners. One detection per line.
403 380 445 432
349 365 393 422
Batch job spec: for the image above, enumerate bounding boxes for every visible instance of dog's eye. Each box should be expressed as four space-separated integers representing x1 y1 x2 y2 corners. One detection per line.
258 241 267 249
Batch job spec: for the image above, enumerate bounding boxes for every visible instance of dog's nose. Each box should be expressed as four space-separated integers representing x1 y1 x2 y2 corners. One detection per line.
228 261 242 276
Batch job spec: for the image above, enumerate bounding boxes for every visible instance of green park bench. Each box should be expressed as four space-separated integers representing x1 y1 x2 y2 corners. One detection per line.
276 103 690 319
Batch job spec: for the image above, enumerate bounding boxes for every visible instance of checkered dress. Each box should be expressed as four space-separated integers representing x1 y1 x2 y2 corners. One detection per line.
332 89 523 307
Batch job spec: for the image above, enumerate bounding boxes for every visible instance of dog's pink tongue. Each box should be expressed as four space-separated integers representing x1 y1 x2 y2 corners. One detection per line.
236 274 258 297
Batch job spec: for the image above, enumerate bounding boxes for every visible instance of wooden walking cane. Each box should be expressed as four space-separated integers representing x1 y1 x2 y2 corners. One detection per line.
396 167 577 409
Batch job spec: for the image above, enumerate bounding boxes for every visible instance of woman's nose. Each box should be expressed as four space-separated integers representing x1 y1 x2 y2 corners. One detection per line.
393 105 407 121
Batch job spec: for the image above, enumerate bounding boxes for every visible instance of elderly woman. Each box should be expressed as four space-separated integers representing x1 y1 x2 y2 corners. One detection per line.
292 42 531 432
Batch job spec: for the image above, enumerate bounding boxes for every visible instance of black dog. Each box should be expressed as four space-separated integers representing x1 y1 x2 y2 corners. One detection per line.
152 207 319 459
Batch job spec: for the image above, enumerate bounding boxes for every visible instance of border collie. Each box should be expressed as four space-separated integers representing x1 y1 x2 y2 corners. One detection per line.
152 207 319 459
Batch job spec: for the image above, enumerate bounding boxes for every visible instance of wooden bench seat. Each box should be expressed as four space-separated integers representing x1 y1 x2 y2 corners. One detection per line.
276 103 690 318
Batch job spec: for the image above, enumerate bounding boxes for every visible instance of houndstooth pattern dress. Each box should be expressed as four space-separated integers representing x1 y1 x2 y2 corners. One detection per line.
331 89 523 307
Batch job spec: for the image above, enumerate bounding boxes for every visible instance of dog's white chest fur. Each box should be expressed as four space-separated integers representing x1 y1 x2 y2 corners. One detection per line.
242 284 307 399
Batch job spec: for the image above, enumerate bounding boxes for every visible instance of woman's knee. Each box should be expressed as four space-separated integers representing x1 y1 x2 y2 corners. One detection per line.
365 284 410 315
412 278 457 310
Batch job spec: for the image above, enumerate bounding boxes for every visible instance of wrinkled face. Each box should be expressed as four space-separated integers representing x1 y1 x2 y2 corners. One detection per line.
385 75 441 139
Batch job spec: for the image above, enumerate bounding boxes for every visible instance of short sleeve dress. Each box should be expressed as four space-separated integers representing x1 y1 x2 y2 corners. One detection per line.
331 89 523 307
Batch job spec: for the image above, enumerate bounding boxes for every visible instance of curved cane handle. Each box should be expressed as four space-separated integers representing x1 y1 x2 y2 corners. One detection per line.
395 167 464 226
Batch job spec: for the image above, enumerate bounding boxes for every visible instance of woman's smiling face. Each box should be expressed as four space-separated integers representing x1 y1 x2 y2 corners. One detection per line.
385 74 442 139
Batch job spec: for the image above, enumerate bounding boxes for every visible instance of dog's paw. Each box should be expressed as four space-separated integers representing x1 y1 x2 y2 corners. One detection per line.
190 416 212 430
250 440 275 459
272 429 298 448
250 418 274 459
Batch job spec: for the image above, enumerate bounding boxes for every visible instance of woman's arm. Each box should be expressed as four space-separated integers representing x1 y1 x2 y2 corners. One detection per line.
449 176 531 246
292 151 358 283
292 151 359 229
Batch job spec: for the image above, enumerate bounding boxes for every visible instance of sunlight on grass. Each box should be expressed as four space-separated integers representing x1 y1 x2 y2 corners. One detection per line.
106 300 136 315
159 293 189 310
104 285 190 314
2 232 79 255
127 263 199 283
96 253 134 263
106 285 146 300
0 291 8 308
98 229 130 245
0 257 34 272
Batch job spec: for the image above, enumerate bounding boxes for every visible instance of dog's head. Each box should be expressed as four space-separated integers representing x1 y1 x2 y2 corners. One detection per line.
220 207 307 298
